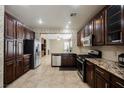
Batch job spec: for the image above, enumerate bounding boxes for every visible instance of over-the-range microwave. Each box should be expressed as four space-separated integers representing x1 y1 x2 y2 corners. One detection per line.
81 35 93 46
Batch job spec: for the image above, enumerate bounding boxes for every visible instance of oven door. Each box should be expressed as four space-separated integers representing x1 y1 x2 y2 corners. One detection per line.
76 58 86 82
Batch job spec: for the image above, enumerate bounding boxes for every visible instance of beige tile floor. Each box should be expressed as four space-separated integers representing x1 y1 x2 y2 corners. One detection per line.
7 55 89 88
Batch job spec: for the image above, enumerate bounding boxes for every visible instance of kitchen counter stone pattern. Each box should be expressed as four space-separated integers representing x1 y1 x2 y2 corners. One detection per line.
86 58 124 80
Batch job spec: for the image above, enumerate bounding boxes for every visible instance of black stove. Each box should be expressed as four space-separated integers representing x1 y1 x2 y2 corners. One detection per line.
76 50 102 82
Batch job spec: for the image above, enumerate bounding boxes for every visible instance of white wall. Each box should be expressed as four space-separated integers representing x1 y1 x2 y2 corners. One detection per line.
0 5 4 88
46 39 50 55
33 28 80 54
49 39 64 53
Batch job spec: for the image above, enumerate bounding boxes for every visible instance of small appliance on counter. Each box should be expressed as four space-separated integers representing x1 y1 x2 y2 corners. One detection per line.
118 53 124 67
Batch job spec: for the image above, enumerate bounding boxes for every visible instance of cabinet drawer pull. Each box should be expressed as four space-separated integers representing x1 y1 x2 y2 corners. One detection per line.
116 82 124 88
96 68 104 74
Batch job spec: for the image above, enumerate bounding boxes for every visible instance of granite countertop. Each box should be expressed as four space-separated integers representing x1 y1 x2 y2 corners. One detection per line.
52 53 76 55
86 58 124 80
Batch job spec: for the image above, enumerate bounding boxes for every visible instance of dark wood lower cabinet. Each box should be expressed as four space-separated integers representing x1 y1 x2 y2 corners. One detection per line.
86 61 124 88
110 74 124 88
61 54 76 67
95 73 109 88
15 58 23 78
86 61 95 88
4 55 31 86
4 59 15 85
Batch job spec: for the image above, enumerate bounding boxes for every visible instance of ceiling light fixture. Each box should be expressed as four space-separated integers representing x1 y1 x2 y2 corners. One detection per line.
66 25 69 29
57 38 60 41
63 29 69 33
68 21 71 24
39 19 43 24
70 13 77 17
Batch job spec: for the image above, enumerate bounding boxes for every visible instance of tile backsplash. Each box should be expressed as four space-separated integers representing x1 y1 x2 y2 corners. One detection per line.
79 46 124 62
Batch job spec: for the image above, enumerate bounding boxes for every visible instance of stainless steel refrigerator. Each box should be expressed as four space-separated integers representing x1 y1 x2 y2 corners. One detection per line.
23 39 41 69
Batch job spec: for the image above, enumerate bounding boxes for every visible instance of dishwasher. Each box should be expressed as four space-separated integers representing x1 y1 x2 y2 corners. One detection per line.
52 55 61 66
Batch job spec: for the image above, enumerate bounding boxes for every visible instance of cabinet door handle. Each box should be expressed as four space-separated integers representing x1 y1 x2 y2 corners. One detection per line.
96 68 104 75
116 82 124 88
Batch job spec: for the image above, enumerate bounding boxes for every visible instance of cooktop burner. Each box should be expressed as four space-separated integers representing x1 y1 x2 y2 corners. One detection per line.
77 50 102 59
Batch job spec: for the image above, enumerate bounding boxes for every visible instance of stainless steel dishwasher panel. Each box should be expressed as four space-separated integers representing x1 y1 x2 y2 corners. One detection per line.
52 55 61 66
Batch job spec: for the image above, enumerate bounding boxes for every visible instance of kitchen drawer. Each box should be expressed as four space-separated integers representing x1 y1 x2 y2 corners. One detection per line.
24 58 30 62
111 74 124 88
23 55 30 59
23 60 30 66
23 55 30 66
24 65 30 73
95 66 110 81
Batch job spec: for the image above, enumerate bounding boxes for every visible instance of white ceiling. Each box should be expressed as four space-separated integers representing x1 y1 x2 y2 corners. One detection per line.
41 34 72 40
5 5 104 30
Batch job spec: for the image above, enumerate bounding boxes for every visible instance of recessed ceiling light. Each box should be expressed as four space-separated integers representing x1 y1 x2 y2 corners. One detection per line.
63 29 70 33
39 19 43 24
57 38 60 41
68 21 71 24
66 25 69 29
70 13 77 17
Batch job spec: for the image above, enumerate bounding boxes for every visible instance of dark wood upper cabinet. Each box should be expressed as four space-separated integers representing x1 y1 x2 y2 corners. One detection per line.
5 13 16 39
30 31 35 40
16 40 23 58
16 21 24 39
84 21 93 37
77 5 124 46
24 27 35 40
88 21 94 35
4 39 15 61
26 31 31 39
77 30 82 46
93 11 105 45
105 5 124 45
84 25 89 37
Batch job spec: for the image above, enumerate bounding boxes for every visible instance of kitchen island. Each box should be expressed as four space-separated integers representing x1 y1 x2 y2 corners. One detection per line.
51 53 77 67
